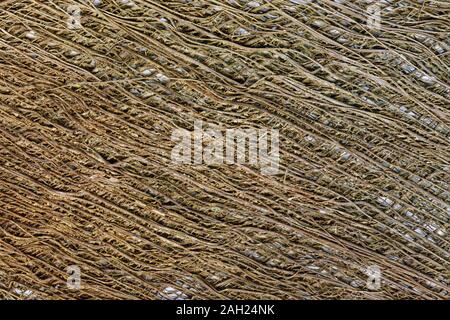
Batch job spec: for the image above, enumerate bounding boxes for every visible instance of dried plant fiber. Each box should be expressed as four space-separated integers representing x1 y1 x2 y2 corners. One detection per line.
0 0 448 299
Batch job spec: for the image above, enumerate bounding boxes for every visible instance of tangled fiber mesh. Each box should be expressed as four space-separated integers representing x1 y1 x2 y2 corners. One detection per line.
0 0 448 299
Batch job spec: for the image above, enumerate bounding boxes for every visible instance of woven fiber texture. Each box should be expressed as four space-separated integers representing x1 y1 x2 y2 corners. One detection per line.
0 0 448 299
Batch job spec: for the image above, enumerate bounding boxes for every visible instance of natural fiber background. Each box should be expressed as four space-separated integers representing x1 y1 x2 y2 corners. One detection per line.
0 0 448 299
